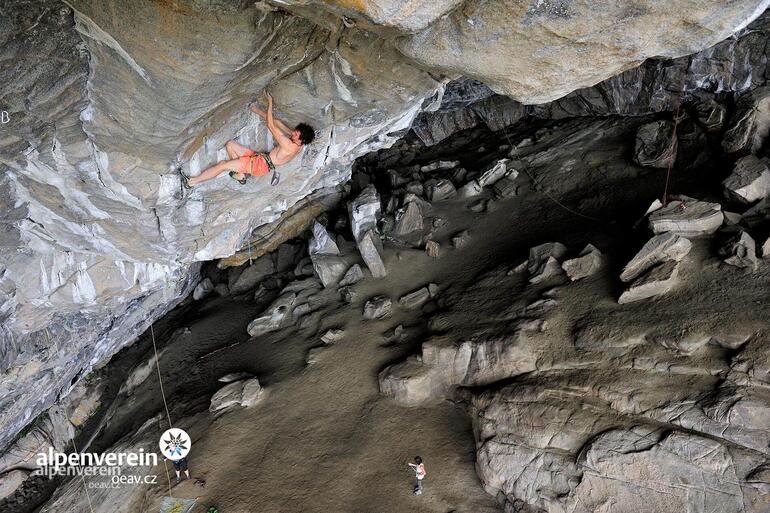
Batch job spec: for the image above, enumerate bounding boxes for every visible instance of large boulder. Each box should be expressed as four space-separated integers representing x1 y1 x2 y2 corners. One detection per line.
723 155 770 204
647 196 723 236
634 120 677 168
620 233 692 282
618 260 681 304
722 87 770 154
246 292 297 336
210 378 263 412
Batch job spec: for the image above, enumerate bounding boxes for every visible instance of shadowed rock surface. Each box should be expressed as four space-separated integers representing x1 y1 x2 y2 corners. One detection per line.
5 1 770 512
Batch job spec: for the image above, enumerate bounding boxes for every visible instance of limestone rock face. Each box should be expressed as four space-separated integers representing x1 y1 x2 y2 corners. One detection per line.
2 0 769 456
396 0 770 103
0 1 438 447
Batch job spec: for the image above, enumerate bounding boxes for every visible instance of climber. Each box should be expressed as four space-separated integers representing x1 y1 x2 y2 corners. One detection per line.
407 455 426 495
180 91 315 188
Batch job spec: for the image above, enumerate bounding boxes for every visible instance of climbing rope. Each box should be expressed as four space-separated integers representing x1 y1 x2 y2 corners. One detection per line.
501 126 604 222
661 78 688 207
150 324 173 431
149 323 177 499
68 427 96 513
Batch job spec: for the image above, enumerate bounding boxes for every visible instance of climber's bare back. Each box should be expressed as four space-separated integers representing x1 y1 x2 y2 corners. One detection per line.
267 133 302 167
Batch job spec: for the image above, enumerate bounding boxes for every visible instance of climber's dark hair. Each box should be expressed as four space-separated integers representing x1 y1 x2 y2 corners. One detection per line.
414 456 422 464
295 123 315 145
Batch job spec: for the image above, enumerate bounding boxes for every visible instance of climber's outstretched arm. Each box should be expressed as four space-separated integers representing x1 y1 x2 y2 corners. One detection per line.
261 92 296 149
250 95 292 137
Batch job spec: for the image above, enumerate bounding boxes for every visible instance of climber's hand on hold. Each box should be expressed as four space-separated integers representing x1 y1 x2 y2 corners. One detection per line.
263 90 273 104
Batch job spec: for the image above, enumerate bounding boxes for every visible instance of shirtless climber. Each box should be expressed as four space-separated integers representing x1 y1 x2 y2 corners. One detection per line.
180 91 315 188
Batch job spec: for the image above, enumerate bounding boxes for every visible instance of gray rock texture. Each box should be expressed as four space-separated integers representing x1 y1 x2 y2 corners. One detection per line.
634 120 677 168
3 0 770 469
648 197 724 236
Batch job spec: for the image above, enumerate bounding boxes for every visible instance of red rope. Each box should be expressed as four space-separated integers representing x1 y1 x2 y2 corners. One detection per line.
661 100 682 207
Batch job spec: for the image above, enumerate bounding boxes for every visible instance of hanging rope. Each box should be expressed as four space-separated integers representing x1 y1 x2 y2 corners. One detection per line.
150 324 173 430
661 98 684 207
69 427 96 513
660 66 691 207
150 323 175 498
501 126 604 222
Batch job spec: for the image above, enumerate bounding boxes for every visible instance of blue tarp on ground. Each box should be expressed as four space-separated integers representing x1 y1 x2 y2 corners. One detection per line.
160 497 197 513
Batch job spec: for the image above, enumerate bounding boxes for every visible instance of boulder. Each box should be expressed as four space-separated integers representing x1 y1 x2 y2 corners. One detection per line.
529 256 564 284
457 180 483 198
0 470 29 501
246 292 297 336
451 230 470 248
695 100 727 132
762 237 770 258
722 86 770 154
404 181 424 195
308 221 340 256
493 176 519 199
424 178 457 201
311 254 349 287
620 233 692 282
648 196 723 236
719 231 759 270
240 379 264 407
363 296 392 320
210 378 263 412
393 201 424 237
618 260 680 304
723 155 770 204
478 159 512 187
320 329 345 344
276 243 302 272
339 264 364 287
527 242 568 277
339 286 357 304
193 278 214 300
633 120 677 168
294 256 315 277
348 185 382 242
425 240 440 257
358 229 387 278
209 381 246 412
230 256 275 294
398 287 431 310
420 160 460 173
561 244 604 281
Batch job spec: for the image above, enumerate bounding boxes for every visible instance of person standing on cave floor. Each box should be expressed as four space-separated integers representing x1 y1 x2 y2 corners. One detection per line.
180 91 315 188
408 455 427 496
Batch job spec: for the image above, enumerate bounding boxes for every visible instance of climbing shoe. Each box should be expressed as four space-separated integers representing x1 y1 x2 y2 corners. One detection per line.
229 170 247 185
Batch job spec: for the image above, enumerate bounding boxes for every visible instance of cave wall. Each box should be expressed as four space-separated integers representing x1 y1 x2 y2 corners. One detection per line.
1 0 769 451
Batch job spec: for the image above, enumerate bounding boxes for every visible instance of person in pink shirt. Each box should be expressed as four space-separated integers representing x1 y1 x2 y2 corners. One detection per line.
408 455 426 495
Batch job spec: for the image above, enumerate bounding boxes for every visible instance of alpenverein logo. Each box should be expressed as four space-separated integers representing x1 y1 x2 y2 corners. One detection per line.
159 428 191 460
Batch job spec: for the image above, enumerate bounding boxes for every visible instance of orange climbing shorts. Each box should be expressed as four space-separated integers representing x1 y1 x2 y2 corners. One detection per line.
237 151 272 177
